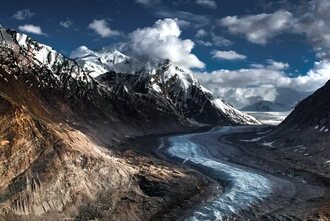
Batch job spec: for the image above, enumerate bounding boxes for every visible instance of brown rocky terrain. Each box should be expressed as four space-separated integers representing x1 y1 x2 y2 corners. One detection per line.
0 95 219 221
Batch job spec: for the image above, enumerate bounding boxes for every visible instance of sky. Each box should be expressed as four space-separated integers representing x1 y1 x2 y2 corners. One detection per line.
1 0 330 108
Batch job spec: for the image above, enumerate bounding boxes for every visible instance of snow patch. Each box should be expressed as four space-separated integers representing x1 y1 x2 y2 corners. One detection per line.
262 141 274 147
152 83 162 93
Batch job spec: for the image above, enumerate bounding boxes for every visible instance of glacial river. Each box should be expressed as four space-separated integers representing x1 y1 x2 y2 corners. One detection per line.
160 126 324 220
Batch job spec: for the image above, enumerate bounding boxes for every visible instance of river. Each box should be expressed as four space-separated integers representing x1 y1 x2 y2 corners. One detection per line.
159 126 326 220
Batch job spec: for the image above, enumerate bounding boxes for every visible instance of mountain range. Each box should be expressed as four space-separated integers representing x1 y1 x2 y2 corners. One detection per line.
0 25 259 220
1 21 330 220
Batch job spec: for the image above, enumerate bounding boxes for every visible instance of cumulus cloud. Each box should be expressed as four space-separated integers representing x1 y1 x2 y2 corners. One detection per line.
13 9 34 20
265 59 289 70
126 18 205 69
194 60 330 108
18 24 46 35
211 50 247 60
88 19 120 38
195 0 217 9
218 0 330 58
250 59 289 71
60 19 73 28
219 10 294 44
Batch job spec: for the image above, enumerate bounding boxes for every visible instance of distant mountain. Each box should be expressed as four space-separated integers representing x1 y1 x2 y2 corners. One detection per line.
241 100 291 112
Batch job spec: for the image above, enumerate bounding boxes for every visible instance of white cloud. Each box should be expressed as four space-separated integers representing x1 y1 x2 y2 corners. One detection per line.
70 46 95 59
219 10 294 44
250 59 289 70
126 18 205 69
194 60 330 107
195 29 208 38
265 59 289 70
18 24 46 35
195 0 217 9
88 19 120 38
211 50 247 60
60 19 73 28
135 0 161 5
286 60 330 91
13 9 34 20
217 0 330 58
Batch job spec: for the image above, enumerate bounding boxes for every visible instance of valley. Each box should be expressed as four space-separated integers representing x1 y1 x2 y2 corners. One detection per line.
155 126 330 220
0 9 329 221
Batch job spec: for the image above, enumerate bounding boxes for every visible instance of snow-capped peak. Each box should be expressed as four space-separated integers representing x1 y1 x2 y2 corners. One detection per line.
72 46 149 78
73 47 260 125
0 26 92 84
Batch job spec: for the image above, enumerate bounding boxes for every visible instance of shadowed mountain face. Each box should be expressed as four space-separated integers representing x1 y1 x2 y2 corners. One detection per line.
262 80 330 178
0 26 258 219
271 80 330 139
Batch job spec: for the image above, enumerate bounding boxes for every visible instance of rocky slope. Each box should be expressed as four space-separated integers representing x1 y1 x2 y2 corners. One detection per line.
257 80 330 178
0 95 215 221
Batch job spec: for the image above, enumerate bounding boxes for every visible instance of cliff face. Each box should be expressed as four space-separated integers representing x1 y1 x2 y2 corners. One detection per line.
0 95 212 220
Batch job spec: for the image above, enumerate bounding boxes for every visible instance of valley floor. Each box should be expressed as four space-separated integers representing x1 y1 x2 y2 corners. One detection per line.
226 126 330 220
146 126 330 220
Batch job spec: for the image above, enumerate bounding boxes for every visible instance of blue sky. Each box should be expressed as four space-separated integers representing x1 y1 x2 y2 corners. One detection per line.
1 0 330 107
